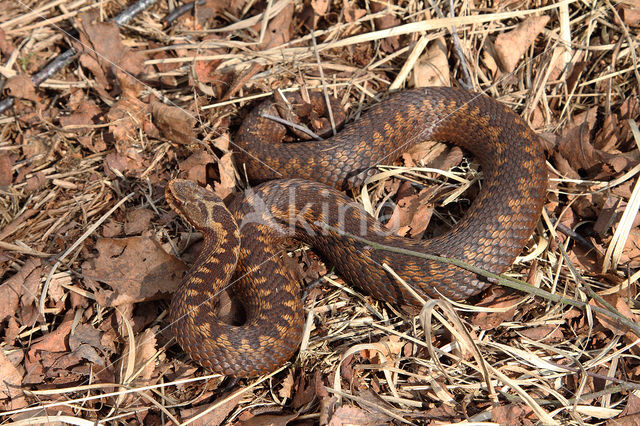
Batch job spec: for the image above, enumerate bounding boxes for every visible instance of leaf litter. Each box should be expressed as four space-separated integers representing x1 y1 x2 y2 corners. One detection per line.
0 0 639 424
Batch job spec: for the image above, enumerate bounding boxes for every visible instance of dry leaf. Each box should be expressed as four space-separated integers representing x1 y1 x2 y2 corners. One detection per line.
59 91 101 130
119 327 158 406
371 0 401 53
0 258 41 325
619 228 640 269
182 392 241 426
0 152 14 187
386 189 418 236
361 335 404 363
81 237 186 307
107 96 148 146
21 130 48 162
519 326 564 342
617 4 640 26
279 371 295 400
124 208 155 235
75 11 146 95
557 107 601 171
180 149 216 185
492 404 533 425
4 75 38 103
0 28 14 56
213 152 236 199
609 393 640 425
494 15 550 73
152 101 196 145
328 406 383 425
69 323 105 366
0 349 23 400
412 38 450 87
590 296 638 336
471 292 519 330
238 411 298 426
26 312 74 368
343 0 366 23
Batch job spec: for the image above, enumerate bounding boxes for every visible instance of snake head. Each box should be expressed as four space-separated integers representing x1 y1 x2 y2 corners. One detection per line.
165 179 228 232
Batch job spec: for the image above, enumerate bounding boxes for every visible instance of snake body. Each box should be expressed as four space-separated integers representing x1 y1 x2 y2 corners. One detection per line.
167 87 547 377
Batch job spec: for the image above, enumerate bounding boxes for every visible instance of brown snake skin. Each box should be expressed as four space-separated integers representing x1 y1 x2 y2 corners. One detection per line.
166 87 548 377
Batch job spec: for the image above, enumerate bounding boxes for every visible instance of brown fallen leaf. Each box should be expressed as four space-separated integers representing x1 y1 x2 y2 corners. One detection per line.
26 311 74 368
342 0 366 24
213 152 237 199
180 392 242 426
297 0 316 30
107 95 148 147
190 34 232 97
371 0 401 53
619 228 640 269
222 3 293 100
104 152 135 178
119 327 157 406
409 190 435 239
557 107 603 172
492 403 534 425
82 236 186 307
590 296 639 337
0 152 14 187
124 208 155 235
4 75 39 103
471 291 520 330
21 129 48 163
328 405 387 425
104 96 149 176
102 218 123 238
608 393 640 426
0 28 14 56
291 370 316 409
74 11 147 96
238 411 298 426
151 101 196 145
59 90 101 130
25 171 47 192
361 334 404 364
412 38 450 88
279 370 295 400
385 184 418 236
593 195 621 237
178 149 216 185
0 258 41 326
194 0 226 24
494 15 550 73
617 4 640 27
0 349 24 400
69 323 105 366
518 325 564 343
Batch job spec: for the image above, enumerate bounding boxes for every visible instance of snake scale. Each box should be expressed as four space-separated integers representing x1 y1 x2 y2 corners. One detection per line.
166 87 547 377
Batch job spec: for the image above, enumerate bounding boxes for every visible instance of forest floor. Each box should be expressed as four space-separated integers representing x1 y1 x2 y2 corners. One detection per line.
1 0 640 424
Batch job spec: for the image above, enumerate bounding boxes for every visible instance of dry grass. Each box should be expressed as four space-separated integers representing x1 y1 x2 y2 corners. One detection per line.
1 0 639 424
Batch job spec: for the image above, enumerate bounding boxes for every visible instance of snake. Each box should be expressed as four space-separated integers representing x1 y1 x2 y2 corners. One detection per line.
165 87 547 377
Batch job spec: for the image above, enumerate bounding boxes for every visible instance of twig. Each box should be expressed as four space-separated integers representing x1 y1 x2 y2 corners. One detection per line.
553 220 595 251
426 0 472 89
162 0 205 26
447 0 472 89
259 112 323 140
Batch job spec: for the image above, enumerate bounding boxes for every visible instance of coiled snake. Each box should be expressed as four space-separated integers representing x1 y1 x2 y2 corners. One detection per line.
166 87 547 377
